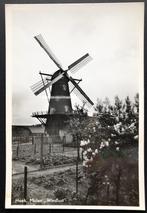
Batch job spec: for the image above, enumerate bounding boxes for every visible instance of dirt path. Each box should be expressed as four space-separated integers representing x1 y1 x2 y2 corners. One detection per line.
12 163 77 180
12 161 40 174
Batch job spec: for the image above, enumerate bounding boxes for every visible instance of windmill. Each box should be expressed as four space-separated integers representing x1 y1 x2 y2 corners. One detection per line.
31 34 94 142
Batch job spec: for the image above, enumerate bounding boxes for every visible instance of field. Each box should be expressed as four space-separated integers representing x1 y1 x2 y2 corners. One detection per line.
12 166 89 205
12 140 78 168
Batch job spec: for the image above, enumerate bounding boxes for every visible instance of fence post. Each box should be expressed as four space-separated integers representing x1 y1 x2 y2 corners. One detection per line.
63 136 65 152
16 140 19 158
107 183 110 205
49 143 51 154
32 135 34 145
52 143 53 153
40 134 44 169
34 143 36 155
24 166 27 203
115 166 121 205
81 150 83 161
48 136 52 154
16 145 19 158
76 134 80 194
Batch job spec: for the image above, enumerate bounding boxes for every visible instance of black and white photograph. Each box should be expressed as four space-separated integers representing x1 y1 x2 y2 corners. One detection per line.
5 2 145 210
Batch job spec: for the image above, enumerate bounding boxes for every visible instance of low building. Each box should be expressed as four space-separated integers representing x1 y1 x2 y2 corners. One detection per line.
12 124 45 144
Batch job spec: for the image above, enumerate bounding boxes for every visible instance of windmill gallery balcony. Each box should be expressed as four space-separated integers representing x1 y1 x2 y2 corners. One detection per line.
31 111 73 126
32 111 49 118
31 111 48 125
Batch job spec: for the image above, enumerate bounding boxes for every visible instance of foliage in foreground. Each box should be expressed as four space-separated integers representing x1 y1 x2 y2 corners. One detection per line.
69 94 139 205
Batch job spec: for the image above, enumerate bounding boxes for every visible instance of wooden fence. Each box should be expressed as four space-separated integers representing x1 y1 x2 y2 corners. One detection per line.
12 134 77 161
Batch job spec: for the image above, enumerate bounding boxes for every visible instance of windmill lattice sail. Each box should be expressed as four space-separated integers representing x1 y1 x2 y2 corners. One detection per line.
34 34 63 70
31 78 49 96
68 76 94 108
31 73 64 96
68 53 92 74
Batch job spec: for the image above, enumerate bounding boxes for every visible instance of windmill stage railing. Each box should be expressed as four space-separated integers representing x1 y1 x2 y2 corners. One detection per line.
32 111 48 117
31 111 48 124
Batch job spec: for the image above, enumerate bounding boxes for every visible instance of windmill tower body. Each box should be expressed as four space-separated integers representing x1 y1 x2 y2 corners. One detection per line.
31 34 94 143
46 70 72 139
49 70 72 115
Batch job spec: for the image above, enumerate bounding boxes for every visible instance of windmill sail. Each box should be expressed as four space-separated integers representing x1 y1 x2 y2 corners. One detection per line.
68 53 92 74
68 76 94 108
31 79 49 95
34 34 63 70
31 72 64 96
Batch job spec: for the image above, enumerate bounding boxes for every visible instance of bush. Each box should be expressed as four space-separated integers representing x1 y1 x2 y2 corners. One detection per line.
54 187 69 200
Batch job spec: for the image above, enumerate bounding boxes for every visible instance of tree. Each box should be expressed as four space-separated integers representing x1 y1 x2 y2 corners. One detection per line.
79 94 139 205
68 104 88 140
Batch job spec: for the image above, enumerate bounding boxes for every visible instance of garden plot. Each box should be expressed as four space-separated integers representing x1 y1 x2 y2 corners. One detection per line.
12 142 79 178
12 166 88 205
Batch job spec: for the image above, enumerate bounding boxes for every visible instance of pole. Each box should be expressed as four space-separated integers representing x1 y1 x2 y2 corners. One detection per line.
63 136 65 152
16 145 19 158
115 168 121 205
32 135 34 145
107 183 110 205
49 135 52 154
24 166 27 203
32 136 36 159
40 134 44 169
49 143 51 154
34 143 36 155
76 134 80 194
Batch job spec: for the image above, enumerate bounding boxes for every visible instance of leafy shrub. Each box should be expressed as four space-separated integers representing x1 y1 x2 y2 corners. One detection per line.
54 187 70 200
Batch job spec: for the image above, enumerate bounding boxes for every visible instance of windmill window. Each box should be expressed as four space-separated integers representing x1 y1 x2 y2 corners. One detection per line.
55 98 60 102
62 84 67 91
50 107 56 114
64 105 69 112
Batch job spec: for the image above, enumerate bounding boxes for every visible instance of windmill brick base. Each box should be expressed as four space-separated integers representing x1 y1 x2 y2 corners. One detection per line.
32 112 73 143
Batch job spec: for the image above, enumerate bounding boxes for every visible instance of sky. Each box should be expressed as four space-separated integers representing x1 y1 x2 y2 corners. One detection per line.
6 3 144 125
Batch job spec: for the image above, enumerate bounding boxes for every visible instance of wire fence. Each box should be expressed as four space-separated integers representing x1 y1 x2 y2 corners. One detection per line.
12 134 78 170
